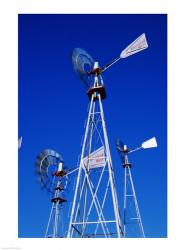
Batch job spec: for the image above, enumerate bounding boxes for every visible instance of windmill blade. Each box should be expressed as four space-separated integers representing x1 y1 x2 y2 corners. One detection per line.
116 138 125 152
115 138 126 165
72 48 95 87
100 33 148 74
120 33 148 59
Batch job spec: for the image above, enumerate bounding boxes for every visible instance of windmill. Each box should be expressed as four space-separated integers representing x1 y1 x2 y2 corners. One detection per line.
116 137 158 237
35 149 68 238
67 33 148 238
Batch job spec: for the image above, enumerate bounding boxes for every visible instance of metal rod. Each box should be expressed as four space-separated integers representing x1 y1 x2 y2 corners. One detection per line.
124 163 127 237
100 57 121 74
129 146 142 154
73 220 116 225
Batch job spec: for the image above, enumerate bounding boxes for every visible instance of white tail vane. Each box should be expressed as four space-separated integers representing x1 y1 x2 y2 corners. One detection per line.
82 146 106 169
120 33 148 59
142 137 157 149
99 33 148 74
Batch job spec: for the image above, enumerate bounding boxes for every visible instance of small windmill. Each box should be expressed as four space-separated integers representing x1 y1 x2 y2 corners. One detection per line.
35 149 68 238
116 137 158 237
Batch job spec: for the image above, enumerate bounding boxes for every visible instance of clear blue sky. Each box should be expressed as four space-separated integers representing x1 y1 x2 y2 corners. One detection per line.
18 14 167 238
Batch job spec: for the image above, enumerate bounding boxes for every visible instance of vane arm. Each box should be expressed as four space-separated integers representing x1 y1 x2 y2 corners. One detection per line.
100 57 121 74
128 146 142 154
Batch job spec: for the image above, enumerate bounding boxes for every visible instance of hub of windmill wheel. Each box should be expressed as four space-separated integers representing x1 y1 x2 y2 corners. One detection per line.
87 85 106 100
52 170 67 177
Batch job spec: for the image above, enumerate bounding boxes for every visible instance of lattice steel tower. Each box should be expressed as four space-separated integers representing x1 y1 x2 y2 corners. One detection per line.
67 56 123 238
116 137 157 237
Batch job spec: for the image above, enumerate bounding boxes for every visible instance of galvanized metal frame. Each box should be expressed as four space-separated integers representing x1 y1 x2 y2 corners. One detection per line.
67 69 122 238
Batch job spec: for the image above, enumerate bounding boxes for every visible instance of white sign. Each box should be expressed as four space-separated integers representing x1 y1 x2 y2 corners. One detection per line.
120 33 148 58
81 146 106 169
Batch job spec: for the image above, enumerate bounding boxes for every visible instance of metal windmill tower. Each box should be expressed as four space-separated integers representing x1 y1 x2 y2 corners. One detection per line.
35 149 68 238
67 33 149 238
116 137 158 237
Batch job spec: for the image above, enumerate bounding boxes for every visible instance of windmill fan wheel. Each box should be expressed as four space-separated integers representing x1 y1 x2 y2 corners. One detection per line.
35 149 68 193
